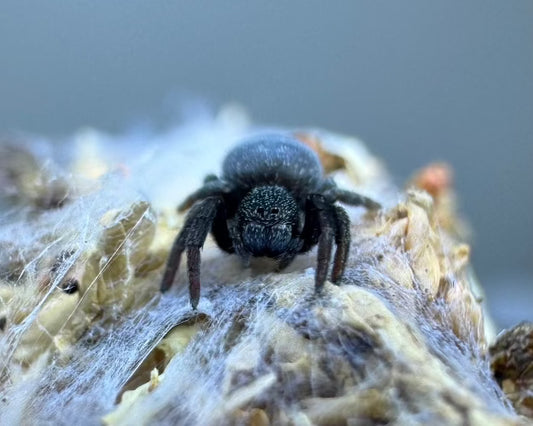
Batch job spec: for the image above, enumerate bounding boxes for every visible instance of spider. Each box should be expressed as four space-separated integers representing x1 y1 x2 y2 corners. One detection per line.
160 133 380 308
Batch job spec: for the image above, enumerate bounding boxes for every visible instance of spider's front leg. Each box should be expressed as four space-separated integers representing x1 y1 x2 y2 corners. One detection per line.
330 205 351 283
315 208 335 292
160 196 222 309
309 195 336 292
309 196 354 292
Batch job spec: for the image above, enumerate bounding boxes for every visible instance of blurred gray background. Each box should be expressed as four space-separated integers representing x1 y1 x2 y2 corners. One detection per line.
0 1 531 328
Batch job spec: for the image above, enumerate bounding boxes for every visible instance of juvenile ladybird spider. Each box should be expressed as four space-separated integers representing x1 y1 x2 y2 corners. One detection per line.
161 133 380 308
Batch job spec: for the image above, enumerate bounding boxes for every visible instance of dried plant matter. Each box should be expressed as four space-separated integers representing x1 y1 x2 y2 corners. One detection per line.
491 323 533 418
0 143 69 209
0 117 529 425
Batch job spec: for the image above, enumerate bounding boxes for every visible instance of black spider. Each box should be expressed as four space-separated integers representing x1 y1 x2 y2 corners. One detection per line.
160 133 380 308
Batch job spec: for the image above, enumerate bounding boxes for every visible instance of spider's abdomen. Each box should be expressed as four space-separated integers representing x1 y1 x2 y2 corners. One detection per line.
222 134 323 192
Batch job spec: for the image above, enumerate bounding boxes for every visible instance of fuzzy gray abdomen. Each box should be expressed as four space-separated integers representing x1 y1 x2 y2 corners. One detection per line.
222 133 323 192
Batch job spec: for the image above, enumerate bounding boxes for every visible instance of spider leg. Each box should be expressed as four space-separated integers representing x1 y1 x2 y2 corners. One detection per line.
331 205 351 283
160 230 186 293
311 195 335 292
177 178 229 212
160 197 222 308
186 246 201 308
334 189 381 210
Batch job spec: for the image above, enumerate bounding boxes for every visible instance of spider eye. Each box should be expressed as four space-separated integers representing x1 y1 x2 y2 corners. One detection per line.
256 207 265 215
271 207 279 215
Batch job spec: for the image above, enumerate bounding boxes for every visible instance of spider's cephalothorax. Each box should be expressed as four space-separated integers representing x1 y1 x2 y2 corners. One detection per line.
236 185 302 258
160 133 380 308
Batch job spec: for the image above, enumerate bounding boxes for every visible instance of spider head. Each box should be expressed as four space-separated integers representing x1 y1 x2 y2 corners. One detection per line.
237 185 301 257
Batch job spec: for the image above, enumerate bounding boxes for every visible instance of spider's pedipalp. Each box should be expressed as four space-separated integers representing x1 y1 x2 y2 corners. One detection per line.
275 237 304 271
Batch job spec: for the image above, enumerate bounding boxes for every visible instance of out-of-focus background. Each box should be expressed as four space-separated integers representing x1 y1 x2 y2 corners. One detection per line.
0 1 531 328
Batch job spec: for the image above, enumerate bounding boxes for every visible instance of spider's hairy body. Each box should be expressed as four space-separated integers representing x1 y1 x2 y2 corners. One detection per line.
161 133 380 308
222 136 322 191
